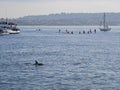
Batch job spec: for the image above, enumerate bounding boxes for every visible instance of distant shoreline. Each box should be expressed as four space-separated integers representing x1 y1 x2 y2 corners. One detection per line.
18 25 120 27
7 13 120 26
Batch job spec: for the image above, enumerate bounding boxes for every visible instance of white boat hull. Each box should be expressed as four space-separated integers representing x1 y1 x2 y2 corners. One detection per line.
8 29 20 34
100 28 111 31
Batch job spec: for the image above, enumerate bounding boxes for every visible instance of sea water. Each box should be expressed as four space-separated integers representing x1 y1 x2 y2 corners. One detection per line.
0 26 120 90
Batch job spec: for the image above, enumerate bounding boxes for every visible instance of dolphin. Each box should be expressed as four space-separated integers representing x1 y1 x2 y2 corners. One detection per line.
33 60 44 66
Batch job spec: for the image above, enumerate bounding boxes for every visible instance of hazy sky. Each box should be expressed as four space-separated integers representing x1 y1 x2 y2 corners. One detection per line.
0 0 120 18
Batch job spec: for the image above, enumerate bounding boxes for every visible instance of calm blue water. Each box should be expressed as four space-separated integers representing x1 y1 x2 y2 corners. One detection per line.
0 26 120 90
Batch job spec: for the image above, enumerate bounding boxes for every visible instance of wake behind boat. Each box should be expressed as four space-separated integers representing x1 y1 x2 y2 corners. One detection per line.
99 13 111 31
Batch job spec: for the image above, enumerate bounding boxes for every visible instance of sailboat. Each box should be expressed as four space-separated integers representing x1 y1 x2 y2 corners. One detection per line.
99 13 111 31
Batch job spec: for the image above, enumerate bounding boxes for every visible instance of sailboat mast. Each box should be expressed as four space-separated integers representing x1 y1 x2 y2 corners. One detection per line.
100 13 111 31
5 8 8 24
103 13 106 28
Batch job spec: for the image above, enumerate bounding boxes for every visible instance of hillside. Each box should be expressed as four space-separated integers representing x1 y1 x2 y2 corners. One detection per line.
10 13 120 26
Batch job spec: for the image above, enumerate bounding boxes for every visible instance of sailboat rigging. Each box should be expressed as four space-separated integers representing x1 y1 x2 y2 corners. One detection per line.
99 13 111 31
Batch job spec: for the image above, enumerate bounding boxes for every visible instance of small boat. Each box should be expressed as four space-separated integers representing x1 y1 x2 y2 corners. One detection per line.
0 20 20 34
99 13 111 31
0 27 9 34
7 22 20 34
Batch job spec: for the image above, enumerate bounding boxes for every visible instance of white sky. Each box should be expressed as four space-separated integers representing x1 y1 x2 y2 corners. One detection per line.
0 0 120 18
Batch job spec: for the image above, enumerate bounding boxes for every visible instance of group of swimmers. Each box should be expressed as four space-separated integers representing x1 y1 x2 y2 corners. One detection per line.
59 29 97 34
79 29 96 34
